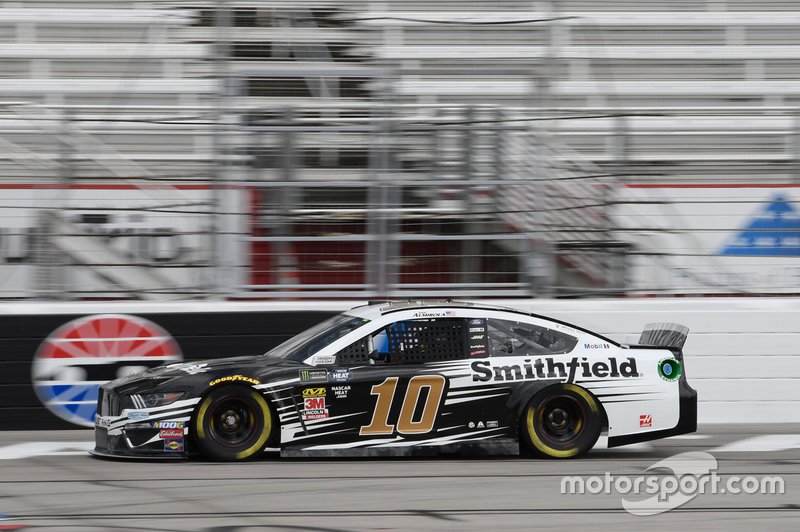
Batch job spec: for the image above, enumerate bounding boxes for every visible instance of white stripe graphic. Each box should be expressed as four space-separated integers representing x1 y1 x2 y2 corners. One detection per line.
286 428 351 442
446 387 508 397
370 428 504 448
49 336 171 343
444 392 508 406
256 378 299 390
303 436 403 450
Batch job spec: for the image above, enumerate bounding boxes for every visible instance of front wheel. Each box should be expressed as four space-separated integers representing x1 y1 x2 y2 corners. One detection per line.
192 385 273 461
521 384 602 459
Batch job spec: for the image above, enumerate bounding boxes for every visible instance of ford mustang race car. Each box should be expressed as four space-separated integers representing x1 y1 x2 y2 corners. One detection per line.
92 300 696 461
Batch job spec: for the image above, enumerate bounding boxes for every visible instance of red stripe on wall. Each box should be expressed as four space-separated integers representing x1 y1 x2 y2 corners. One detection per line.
0 184 214 190
625 183 800 189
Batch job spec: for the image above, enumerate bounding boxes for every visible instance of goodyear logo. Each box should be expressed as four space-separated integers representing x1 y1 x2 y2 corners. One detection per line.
209 375 260 386
302 387 326 398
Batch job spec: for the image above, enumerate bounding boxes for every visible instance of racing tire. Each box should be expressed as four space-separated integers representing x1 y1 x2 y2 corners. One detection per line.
192 385 273 461
521 384 602 459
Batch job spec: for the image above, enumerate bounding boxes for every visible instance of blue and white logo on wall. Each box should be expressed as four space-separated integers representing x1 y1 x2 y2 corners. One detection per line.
721 194 800 256
32 314 182 427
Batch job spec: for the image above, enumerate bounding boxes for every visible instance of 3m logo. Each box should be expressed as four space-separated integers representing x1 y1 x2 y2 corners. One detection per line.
640 414 652 428
304 397 325 410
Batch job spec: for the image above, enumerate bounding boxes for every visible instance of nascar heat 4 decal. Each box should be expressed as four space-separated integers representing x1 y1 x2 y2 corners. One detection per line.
33 314 182 427
91 300 696 461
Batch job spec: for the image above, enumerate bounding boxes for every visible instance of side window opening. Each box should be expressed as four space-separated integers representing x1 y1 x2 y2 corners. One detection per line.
384 318 466 364
336 336 372 365
488 319 577 356
335 318 468 365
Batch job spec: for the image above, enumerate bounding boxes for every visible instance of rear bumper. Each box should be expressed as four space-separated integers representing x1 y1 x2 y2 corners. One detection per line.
607 378 697 448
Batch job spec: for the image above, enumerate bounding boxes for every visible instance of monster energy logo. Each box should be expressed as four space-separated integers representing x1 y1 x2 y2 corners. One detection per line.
299 369 328 383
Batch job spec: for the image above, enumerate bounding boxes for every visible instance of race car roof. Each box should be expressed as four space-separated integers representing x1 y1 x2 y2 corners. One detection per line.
341 299 621 348
343 299 526 320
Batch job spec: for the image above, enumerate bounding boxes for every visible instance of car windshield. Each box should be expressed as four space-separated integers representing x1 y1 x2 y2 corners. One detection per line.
262 314 368 362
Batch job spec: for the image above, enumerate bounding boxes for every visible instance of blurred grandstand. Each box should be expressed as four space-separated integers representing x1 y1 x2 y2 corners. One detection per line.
0 0 799 300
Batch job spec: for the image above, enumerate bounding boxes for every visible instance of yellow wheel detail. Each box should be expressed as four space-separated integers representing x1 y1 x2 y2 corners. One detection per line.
522 385 602 459
196 397 212 440
235 392 272 460
192 385 274 461
527 407 579 458
563 383 599 414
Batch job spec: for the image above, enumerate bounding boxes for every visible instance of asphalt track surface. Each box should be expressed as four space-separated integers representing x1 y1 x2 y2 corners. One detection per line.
1 425 798 531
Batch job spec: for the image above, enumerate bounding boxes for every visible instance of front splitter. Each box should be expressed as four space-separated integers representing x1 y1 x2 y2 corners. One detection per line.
89 448 188 461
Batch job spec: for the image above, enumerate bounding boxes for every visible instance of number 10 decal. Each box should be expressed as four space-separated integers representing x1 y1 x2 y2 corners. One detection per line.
360 375 446 436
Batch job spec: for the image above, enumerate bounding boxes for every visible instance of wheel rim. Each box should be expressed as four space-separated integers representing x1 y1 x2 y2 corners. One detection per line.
537 395 585 447
208 397 259 448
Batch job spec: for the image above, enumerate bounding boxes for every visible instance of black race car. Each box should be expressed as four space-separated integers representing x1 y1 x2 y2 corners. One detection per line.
92 300 696 461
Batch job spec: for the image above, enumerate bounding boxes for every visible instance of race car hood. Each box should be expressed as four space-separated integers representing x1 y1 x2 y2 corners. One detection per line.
157 356 260 376
106 354 297 392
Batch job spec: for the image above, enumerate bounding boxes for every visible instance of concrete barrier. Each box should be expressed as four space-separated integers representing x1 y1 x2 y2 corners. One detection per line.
1 298 797 428
517 298 800 424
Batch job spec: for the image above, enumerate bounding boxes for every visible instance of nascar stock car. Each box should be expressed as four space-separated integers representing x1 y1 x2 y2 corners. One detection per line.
92 300 696 461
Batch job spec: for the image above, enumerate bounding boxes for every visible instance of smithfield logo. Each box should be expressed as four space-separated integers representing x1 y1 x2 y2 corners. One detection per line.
471 357 640 383
32 314 182 428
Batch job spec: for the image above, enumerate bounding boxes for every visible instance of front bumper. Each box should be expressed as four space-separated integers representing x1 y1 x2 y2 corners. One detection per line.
90 446 186 460
93 386 199 459
92 424 190 459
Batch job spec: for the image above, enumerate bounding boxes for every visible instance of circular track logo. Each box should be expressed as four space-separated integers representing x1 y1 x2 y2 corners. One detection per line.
32 314 182 427
657 358 682 382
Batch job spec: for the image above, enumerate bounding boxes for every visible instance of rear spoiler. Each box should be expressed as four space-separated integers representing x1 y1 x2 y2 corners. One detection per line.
637 322 689 351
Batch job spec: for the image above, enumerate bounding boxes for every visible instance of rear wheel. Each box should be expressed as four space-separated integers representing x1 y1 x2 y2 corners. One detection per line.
521 384 601 459
192 385 273 461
